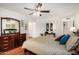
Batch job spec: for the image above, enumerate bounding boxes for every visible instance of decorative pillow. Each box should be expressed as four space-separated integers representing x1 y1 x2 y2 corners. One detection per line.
66 36 79 51
59 34 70 45
55 35 65 41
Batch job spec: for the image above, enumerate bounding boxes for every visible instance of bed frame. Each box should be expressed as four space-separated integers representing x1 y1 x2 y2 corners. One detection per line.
24 49 37 55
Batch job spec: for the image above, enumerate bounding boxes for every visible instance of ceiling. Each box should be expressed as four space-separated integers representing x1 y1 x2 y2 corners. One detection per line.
0 3 79 19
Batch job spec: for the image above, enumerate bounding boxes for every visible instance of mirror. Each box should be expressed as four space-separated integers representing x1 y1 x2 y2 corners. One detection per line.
1 17 20 35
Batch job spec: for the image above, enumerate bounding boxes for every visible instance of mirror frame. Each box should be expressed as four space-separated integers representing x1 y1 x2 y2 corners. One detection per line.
1 17 20 35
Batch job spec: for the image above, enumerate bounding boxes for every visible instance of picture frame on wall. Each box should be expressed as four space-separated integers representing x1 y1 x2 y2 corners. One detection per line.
25 24 27 30
21 19 24 27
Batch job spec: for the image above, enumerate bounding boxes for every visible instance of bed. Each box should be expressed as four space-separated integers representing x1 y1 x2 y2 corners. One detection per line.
22 36 71 55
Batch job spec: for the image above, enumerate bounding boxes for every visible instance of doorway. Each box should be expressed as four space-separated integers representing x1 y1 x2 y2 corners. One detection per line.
63 18 73 34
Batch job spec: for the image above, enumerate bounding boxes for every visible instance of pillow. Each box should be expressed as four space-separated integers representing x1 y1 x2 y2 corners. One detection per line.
59 34 70 45
55 35 65 41
66 36 79 51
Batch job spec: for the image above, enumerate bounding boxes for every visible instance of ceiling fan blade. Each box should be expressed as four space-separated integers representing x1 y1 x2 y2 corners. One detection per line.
29 13 34 15
24 7 34 11
40 10 50 13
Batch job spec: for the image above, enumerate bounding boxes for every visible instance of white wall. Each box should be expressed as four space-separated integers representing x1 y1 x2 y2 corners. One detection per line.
0 6 79 37
27 17 68 37
62 18 73 34
0 7 28 35
28 21 38 37
34 17 64 37
73 12 79 29
0 18 1 36
33 16 76 37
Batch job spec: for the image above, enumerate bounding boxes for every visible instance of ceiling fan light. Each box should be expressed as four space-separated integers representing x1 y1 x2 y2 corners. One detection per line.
33 13 37 15
33 12 40 16
37 12 40 16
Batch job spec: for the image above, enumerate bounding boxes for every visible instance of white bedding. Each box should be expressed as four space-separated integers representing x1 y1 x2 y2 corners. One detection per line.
22 36 71 55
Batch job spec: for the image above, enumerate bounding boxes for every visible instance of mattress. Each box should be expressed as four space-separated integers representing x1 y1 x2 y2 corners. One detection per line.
22 36 71 55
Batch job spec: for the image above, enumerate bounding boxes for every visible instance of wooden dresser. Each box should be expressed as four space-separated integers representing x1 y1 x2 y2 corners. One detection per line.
0 33 26 53
19 33 26 46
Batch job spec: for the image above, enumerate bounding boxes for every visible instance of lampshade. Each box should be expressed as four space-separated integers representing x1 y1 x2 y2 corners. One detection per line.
70 27 77 32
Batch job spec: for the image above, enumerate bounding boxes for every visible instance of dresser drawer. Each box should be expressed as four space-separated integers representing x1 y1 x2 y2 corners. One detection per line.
3 44 9 46
3 37 8 39
3 40 9 43
0 33 26 52
2 36 11 40
2 47 9 51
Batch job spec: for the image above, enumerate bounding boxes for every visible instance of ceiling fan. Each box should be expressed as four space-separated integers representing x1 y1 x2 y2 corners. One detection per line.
24 3 50 16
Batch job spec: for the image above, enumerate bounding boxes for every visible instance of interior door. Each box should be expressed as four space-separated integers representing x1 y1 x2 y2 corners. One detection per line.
63 20 73 34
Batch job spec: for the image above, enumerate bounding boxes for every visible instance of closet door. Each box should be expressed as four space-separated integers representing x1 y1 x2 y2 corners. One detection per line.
63 21 73 34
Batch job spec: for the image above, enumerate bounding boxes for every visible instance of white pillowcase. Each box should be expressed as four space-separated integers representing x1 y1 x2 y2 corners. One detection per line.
66 35 79 51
